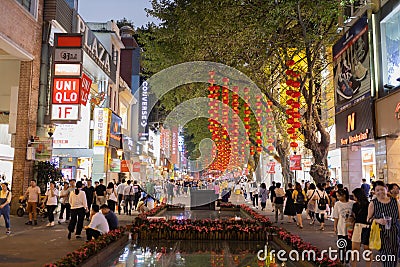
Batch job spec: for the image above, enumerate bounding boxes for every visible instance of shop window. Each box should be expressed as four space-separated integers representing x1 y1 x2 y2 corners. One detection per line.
381 5 400 90
15 0 37 17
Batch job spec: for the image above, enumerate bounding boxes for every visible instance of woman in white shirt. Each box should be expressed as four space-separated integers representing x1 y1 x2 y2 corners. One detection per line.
67 181 88 239
43 181 59 227
0 183 11 234
106 182 118 212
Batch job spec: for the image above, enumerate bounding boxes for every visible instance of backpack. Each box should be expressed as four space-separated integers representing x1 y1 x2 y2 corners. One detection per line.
296 190 305 204
317 191 327 210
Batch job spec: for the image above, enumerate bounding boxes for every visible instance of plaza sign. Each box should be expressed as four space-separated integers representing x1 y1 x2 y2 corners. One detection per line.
76 15 116 82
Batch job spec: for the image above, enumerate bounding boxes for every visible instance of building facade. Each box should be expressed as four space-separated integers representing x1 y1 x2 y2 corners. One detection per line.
0 0 44 208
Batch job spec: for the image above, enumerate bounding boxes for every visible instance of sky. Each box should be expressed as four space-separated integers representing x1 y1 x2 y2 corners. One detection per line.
78 0 160 28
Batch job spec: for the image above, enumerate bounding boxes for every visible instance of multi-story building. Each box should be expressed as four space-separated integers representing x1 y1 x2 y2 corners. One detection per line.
0 0 44 207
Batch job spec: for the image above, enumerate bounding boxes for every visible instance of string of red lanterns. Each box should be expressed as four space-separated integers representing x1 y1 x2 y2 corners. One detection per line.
285 60 302 149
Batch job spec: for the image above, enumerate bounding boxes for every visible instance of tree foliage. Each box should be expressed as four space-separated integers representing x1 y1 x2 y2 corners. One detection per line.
139 0 343 183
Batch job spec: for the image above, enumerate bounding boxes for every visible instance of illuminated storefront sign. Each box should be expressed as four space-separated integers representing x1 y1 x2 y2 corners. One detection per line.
80 73 92 106
93 108 111 146
52 103 90 148
54 63 82 76
52 78 81 104
138 81 149 141
76 15 116 81
51 104 80 121
375 90 400 137
336 99 374 146
109 112 122 148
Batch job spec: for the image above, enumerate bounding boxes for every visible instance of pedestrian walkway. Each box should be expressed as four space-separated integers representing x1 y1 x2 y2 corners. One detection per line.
0 213 134 267
231 194 392 267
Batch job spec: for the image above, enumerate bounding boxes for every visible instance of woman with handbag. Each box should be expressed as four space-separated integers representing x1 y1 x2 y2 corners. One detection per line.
351 187 370 267
106 182 118 212
367 181 400 267
333 188 354 265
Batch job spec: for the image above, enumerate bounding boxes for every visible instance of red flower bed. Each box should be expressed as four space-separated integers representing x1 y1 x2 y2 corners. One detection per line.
240 204 272 225
44 227 126 267
273 227 340 267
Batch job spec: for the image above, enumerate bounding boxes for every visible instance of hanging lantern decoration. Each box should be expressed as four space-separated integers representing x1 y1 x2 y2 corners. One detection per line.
285 60 302 150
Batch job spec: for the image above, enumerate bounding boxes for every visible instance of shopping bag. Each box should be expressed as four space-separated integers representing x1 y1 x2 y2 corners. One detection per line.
369 220 381 250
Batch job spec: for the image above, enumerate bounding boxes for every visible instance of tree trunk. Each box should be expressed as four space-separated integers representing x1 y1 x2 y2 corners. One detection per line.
302 106 330 184
276 139 294 186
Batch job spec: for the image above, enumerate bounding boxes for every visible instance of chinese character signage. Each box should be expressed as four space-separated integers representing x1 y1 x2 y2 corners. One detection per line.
93 108 111 146
171 127 179 165
289 155 302 171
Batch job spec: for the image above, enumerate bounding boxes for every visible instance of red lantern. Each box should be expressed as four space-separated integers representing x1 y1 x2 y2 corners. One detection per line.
292 112 301 119
286 99 294 105
286 109 294 115
291 102 300 108
286 90 293 96
268 145 275 151
292 122 301 128
285 60 295 66
287 128 295 134
287 118 294 124
256 147 263 153
290 142 298 148
292 91 301 98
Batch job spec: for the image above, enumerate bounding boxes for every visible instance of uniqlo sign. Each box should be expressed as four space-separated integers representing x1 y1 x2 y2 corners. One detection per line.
80 73 92 105
52 78 80 104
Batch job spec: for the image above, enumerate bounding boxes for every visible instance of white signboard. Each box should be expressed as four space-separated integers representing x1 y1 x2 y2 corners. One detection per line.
53 103 90 148
51 104 79 121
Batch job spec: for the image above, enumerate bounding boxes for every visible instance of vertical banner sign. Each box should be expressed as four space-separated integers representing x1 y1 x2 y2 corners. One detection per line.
289 155 302 171
93 108 111 146
171 127 179 165
333 15 370 114
51 33 83 122
109 112 122 148
138 81 149 141
80 73 92 106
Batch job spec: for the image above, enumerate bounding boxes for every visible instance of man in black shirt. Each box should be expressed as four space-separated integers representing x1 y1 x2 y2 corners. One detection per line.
83 180 95 220
268 181 276 212
95 179 107 206
100 204 118 231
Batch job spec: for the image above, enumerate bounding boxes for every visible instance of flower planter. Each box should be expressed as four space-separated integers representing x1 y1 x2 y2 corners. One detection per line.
272 236 318 267
219 207 241 211
80 234 129 267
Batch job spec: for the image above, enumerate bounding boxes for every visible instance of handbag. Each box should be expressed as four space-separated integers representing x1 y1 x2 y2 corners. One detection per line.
120 200 125 207
369 221 381 250
361 225 371 245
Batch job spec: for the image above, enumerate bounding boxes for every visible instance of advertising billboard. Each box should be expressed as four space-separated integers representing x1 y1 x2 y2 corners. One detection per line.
93 108 111 146
109 112 122 148
333 15 370 113
335 98 374 147
52 102 90 149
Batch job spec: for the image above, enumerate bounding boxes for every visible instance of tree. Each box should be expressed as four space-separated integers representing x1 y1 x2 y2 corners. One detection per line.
34 161 63 194
140 0 343 183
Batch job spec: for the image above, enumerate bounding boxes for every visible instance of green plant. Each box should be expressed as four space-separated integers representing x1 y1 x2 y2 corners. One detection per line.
34 161 63 194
